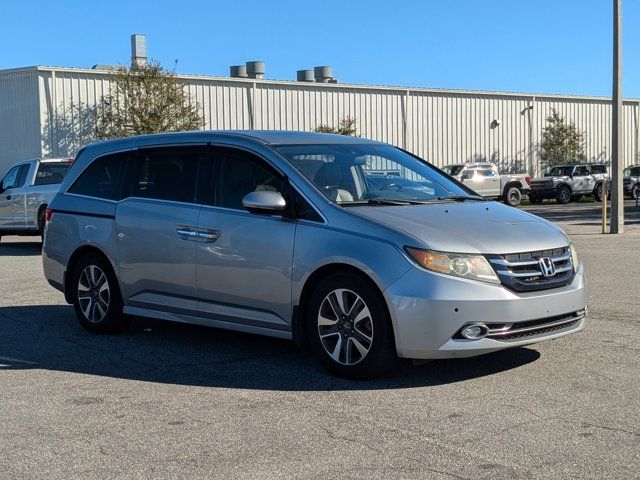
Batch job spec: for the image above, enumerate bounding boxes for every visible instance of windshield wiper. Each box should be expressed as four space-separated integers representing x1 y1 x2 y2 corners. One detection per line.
437 194 486 202
340 198 414 206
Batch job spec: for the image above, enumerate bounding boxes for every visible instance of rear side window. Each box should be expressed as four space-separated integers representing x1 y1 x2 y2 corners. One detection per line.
590 164 607 174
34 163 71 186
134 147 203 203
68 152 128 200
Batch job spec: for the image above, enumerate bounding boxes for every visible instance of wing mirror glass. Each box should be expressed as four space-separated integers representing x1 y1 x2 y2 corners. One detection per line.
242 191 287 215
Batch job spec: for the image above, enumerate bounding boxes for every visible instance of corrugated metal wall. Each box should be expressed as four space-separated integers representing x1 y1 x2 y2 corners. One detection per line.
0 69 42 176
12 67 640 178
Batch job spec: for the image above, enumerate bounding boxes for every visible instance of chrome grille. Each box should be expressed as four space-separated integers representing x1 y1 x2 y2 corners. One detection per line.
487 247 575 292
485 309 585 341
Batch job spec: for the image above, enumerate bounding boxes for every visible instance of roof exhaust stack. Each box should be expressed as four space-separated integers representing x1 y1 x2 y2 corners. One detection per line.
246 61 265 79
230 65 248 78
296 70 314 82
314 66 333 83
131 34 147 67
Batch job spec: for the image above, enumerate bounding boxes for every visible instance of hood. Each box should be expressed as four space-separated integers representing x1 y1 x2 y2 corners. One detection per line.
531 176 569 183
349 201 568 255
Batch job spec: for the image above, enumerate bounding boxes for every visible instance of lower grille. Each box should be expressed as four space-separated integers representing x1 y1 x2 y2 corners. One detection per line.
484 309 585 342
486 246 575 292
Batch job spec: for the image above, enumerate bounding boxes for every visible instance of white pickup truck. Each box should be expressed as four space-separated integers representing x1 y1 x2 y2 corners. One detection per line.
442 162 531 206
0 158 73 242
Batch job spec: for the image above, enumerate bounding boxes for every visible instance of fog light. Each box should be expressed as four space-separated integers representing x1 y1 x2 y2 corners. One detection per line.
460 324 488 339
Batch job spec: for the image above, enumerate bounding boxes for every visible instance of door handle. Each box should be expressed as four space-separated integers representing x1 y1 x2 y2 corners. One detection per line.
197 231 220 242
176 227 199 239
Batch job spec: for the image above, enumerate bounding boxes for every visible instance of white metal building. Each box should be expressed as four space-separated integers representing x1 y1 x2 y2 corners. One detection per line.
1 64 639 177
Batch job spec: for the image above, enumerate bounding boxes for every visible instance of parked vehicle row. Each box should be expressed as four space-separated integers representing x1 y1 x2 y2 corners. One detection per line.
441 163 530 207
0 158 73 241
40 131 586 378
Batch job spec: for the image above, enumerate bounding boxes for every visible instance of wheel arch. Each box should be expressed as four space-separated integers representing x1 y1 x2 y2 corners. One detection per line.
64 244 119 304
292 263 393 348
502 180 522 197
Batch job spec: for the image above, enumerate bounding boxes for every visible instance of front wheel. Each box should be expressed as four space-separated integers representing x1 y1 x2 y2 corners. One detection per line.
632 184 640 201
556 186 571 204
504 186 522 207
71 253 130 333
307 273 398 379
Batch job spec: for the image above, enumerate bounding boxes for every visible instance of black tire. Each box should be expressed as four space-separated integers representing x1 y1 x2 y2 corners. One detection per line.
37 207 46 240
632 184 640 201
71 252 130 334
556 186 571 204
504 186 522 207
594 183 604 202
306 272 398 379
528 194 543 204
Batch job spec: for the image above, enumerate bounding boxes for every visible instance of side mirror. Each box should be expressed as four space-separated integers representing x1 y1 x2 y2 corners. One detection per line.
242 191 287 215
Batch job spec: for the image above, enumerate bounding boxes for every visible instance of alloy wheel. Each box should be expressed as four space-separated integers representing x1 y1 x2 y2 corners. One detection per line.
77 265 110 323
317 288 374 366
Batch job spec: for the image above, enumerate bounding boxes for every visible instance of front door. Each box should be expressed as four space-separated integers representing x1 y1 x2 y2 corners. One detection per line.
196 147 296 331
116 146 207 315
572 165 590 193
0 165 22 229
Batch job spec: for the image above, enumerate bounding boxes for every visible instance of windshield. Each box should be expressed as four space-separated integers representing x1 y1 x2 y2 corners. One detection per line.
547 166 575 177
624 167 640 177
276 144 472 204
442 165 464 176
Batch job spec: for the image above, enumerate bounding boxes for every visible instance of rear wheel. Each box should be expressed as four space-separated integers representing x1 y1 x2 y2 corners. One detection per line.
594 183 604 202
504 186 522 207
556 186 571 204
632 184 640 201
71 253 130 333
307 272 397 379
37 207 46 240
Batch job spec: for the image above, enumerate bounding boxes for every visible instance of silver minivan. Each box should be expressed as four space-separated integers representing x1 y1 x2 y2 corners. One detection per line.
42 131 586 378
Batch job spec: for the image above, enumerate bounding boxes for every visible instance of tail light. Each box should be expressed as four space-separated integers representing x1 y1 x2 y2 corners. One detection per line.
525 176 531 185
45 208 54 222
66 157 74 163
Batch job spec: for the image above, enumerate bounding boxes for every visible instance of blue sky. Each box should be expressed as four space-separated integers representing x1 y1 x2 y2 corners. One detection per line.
1 0 638 97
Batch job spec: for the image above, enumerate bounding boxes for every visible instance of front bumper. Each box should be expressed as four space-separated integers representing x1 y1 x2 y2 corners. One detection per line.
383 265 587 359
528 186 557 198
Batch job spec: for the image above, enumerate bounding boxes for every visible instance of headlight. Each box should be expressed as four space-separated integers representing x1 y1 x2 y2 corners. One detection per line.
405 247 500 284
570 243 580 272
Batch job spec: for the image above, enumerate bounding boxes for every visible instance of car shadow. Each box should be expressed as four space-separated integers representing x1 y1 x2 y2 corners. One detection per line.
0 305 540 391
0 241 42 257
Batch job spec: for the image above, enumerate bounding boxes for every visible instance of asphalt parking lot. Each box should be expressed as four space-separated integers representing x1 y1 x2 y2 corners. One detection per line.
1 204 639 479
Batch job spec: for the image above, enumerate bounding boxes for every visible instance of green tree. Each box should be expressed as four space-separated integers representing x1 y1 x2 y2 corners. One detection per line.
95 61 203 139
314 117 358 136
539 109 585 167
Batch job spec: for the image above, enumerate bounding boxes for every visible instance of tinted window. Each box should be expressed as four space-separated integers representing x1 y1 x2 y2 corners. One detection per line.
213 149 284 210
16 164 30 187
2 165 22 190
442 165 464 176
590 164 607 174
34 163 71 186
134 147 202 203
574 166 589 176
69 152 127 200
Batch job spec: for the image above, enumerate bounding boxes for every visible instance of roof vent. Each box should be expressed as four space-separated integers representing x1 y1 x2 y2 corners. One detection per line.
296 70 315 82
246 61 265 79
131 34 147 67
230 65 248 78
314 66 333 83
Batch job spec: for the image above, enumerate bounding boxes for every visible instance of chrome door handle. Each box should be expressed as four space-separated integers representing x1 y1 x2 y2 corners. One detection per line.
197 230 220 242
176 228 199 239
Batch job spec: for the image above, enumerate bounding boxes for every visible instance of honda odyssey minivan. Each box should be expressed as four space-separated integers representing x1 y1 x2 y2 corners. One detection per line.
43 131 586 378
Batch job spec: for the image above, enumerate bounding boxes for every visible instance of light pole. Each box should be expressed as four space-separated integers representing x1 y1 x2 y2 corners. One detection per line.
610 0 624 233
